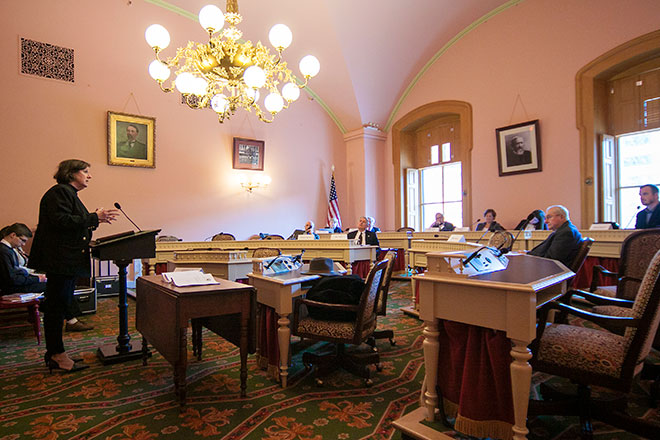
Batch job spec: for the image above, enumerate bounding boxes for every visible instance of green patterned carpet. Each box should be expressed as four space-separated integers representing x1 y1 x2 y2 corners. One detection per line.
0 281 658 440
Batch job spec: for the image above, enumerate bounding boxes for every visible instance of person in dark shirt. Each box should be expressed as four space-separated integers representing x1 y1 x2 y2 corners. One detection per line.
430 213 455 231
528 205 582 267
635 184 660 229
475 209 505 232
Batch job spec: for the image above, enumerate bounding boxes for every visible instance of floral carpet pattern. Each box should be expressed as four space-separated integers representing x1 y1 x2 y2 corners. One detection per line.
0 281 658 440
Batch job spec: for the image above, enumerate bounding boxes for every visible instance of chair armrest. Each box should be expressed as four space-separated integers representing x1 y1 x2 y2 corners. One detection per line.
556 301 638 331
590 265 618 291
537 301 639 339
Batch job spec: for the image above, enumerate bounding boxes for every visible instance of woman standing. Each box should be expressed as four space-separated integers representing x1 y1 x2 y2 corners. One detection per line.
475 209 505 232
29 160 118 372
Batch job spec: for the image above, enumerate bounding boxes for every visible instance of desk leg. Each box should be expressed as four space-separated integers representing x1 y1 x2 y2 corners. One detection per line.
239 305 248 398
174 326 188 406
422 320 439 421
346 261 353 275
510 339 532 440
277 313 290 387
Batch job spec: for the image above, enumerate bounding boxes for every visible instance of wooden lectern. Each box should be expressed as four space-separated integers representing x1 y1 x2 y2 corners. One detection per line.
394 250 574 440
90 229 160 365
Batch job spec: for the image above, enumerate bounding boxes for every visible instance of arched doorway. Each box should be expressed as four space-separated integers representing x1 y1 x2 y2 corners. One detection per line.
392 101 473 229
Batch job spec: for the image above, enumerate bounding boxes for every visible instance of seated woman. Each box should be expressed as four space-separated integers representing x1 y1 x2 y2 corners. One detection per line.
475 209 505 232
514 209 548 230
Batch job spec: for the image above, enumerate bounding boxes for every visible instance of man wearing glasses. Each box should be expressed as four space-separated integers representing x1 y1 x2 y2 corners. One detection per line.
528 205 582 267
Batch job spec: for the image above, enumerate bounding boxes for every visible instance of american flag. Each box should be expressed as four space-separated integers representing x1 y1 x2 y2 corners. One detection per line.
326 172 342 229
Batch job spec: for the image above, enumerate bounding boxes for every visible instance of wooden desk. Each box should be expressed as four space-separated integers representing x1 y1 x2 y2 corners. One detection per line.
166 249 252 281
247 269 320 387
147 240 376 276
136 275 255 405
394 252 573 440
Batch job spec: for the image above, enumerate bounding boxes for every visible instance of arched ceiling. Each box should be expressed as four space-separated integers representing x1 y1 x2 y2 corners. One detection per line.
146 0 518 133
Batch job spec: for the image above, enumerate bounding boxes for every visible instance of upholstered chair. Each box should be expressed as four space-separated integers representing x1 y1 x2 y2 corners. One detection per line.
589 229 660 300
291 259 389 386
211 232 236 241
530 249 660 439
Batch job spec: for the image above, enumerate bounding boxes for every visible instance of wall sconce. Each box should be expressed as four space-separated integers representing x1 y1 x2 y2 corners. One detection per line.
239 174 271 193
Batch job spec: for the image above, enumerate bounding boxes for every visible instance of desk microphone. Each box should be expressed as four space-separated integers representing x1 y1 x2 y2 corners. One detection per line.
625 206 641 228
500 213 534 254
113 202 142 231
265 255 281 269
462 246 486 267
469 218 481 230
292 250 305 264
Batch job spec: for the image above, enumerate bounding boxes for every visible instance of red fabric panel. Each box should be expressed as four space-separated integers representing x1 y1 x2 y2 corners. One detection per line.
394 248 406 271
352 260 371 279
436 320 515 430
257 305 280 370
376 249 407 271
154 263 167 275
572 256 619 289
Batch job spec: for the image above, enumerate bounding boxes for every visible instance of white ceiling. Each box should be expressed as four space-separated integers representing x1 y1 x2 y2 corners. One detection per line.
155 0 513 132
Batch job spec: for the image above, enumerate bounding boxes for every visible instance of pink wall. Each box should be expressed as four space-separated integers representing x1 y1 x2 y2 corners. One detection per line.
384 0 660 230
0 1 345 240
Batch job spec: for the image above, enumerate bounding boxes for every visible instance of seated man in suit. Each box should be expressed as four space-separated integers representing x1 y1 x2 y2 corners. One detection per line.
0 223 93 332
347 216 379 246
635 184 660 229
429 212 455 231
528 205 582 267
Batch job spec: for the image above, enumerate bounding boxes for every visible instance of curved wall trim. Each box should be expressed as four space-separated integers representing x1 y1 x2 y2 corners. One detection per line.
384 0 524 132
576 29 660 227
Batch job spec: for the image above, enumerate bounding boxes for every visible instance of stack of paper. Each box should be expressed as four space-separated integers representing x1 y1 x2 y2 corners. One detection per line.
161 270 220 287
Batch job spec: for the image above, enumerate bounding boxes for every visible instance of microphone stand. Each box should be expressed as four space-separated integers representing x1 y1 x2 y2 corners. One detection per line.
500 216 533 254
114 202 142 231
625 206 640 228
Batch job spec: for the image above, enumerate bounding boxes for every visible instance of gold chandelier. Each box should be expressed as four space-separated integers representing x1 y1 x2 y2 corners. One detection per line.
144 0 320 123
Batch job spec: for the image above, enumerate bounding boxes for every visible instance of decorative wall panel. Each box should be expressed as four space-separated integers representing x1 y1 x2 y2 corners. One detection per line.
20 37 74 83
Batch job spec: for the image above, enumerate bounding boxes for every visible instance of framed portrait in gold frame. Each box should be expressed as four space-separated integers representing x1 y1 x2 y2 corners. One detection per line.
107 111 156 168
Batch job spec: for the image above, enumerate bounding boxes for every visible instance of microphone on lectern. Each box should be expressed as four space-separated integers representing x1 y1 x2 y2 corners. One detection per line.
113 202 142 231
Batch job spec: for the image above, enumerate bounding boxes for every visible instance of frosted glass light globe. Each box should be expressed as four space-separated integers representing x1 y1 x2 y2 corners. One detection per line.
264 93 284 113
148 60 171 81
282 82 300 102
199 5 224 33
145 24 170 50
269 24 292 50
245 87 260 103
190 76 208 96
211 94 229 113
299 55 320 78
175 72 195 94
243 66 266 89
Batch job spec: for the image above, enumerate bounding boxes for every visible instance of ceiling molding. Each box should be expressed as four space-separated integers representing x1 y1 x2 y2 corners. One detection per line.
384 0 525 132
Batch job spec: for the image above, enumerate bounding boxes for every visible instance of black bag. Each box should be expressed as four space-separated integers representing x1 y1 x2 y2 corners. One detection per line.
305 275 365 321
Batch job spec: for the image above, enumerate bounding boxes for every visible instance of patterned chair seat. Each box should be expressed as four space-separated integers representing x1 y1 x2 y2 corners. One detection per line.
297 318 357 340
536 323 626 379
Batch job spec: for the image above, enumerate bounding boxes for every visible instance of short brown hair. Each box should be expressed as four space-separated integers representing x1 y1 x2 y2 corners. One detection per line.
54 159 90 184
1 223 32 239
